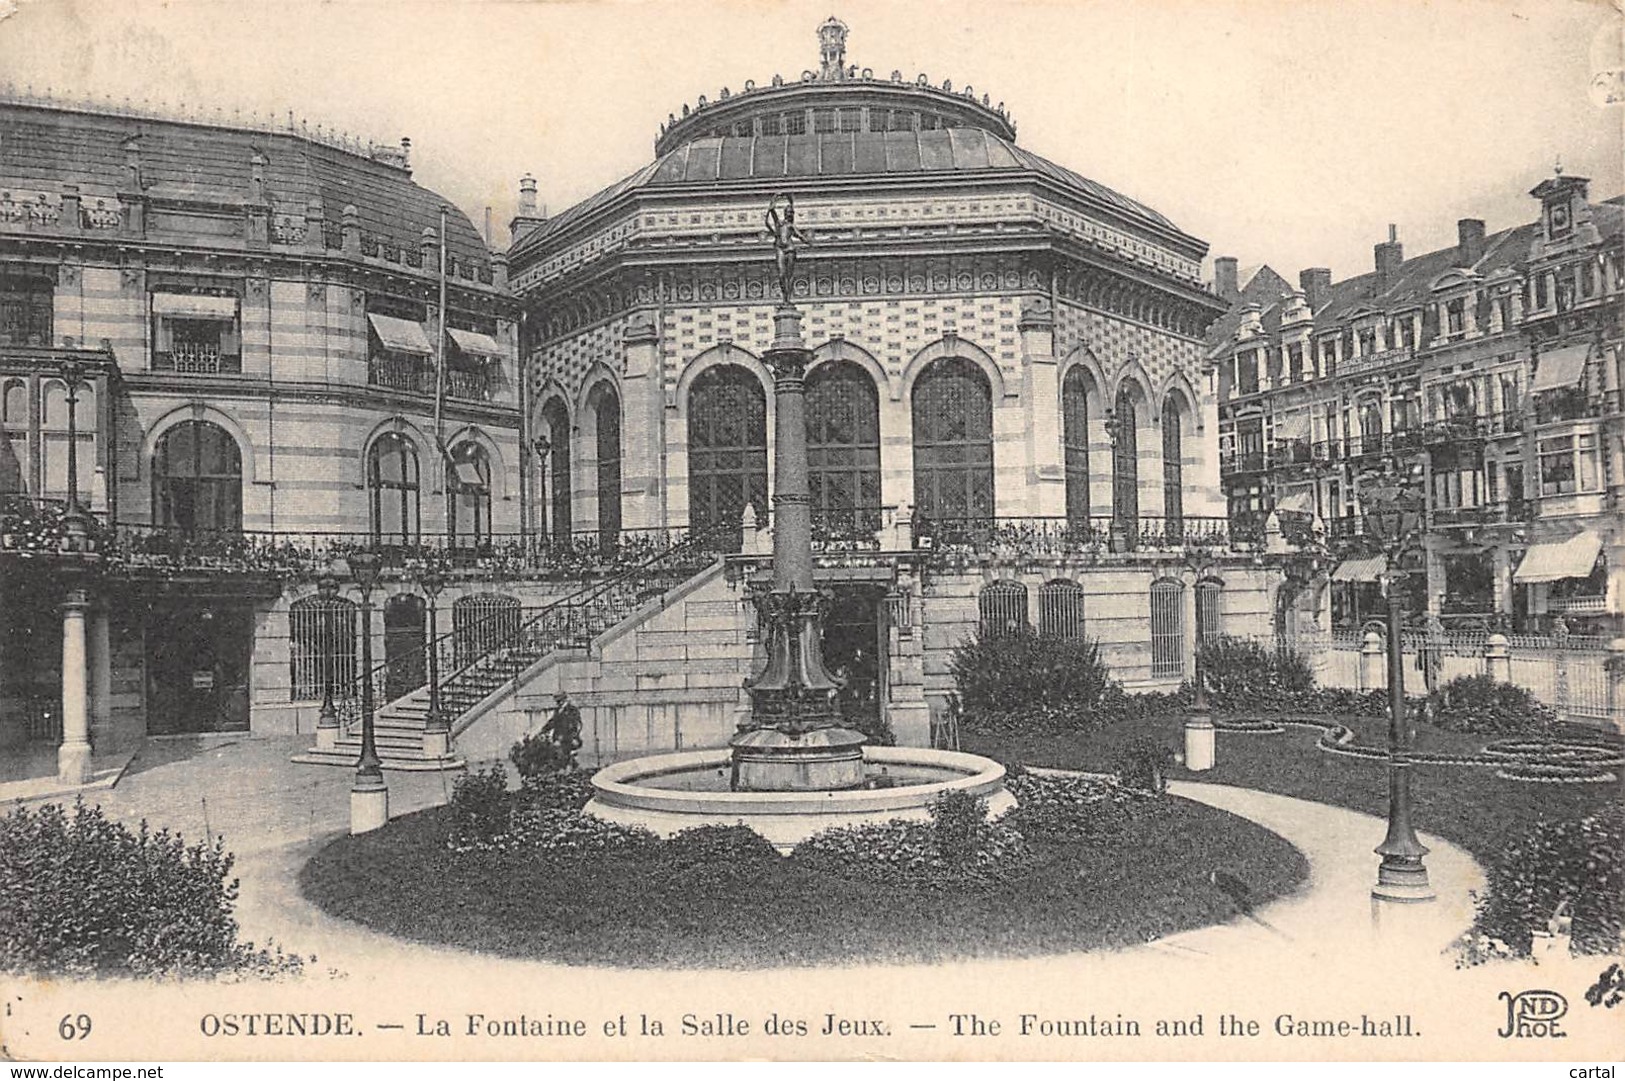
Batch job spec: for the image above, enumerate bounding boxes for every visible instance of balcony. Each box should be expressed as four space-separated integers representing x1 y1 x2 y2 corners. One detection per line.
1421 415 1487 445
1220 449 1268 476
911 514 1234 558
446 367 493 402
152 344 242 375
368 352 434 395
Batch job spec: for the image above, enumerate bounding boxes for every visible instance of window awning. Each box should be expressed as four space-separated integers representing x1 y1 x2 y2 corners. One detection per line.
1276 491 1314 514
1529 344 1590 394
1330 555 1387 583
368 314 433 355
451 459 486 487
152 292 238 319
447 328 502 357
1513 530 1602 584
1274 413 1310 442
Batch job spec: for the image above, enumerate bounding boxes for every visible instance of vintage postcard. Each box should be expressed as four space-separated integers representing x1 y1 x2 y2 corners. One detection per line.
0 0 1621 1066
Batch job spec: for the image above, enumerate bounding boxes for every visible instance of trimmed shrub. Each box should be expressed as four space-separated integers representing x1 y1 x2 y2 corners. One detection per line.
0 800 303 978
1003 765 1151 841
507 806 656 856
510 730 573 781
1196 636 1314 712
791 795 1027 891
1468 802 1622 958
518 767 597 812
930 790 991 867
951 632 1114 717
1112 737 1175 794
663 824 781 866
1427 675 1557 736
448 764 511 847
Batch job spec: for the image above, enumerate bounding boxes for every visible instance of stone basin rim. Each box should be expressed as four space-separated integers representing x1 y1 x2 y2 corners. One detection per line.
589 746 1007 816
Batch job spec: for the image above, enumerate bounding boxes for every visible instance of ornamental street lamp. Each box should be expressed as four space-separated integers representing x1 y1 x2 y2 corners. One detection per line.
346 550 388 833
1181 547 1219 771
1359 469 1435 911
416 562 450 757
58 358 91 550
314 563 342 752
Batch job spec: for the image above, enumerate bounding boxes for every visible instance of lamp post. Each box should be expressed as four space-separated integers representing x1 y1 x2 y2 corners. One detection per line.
417 562 449 757
347 550 388 833
58 358 91 550
532 434 551 549
1182 548 1217 771
314 564 342 752
1360 471 1435 912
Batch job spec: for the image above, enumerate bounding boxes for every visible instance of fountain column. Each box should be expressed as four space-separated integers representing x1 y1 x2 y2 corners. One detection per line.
730 305 867 791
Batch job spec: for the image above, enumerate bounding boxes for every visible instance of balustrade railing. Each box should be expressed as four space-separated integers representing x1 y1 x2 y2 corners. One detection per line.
368 352 433 394
911 514 1232 555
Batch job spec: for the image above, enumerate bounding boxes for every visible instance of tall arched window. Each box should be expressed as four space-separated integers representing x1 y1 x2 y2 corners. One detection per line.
1150 577 1184 679
452 592 521 667
541 399 571 545
978 580 1028 639
688 364 767 545
913 356 993 533
1112 387 1140 539
288 594 357 702
368 433 420 546
1162 396 1184 537
154 420 241 533
806 361 881 539
1038 579 1086 640
447 441 491 548
42 378 95 504
1196 578 1224 643
589 384 622 549
2 378 29 494
1062 366 1093 527
1359 397 1384 451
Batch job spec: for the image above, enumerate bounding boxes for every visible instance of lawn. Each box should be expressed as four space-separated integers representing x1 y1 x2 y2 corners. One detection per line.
300 794 1307 969
962 713 1622 868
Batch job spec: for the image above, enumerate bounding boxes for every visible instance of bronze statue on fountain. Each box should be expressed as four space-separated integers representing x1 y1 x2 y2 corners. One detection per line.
730 194 869 792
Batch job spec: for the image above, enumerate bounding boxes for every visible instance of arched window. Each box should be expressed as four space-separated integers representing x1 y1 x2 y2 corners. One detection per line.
447 441 491 548
978 580 1028 639
1038 579 1086 640
541 399 571 545
688 364 767 546
913 356 993 534
452 592 521 667
153 420 241 533
1112 387 1140 540
42 378 95 504
288 594 357 702
1359 398 1384 449
589 384 622 550
1162 396 1184 537
1196 578 1224 643
1150 577 1184 679
1062 366 1093 527
1 378 29 494
806 360 881 540
368 433 420 546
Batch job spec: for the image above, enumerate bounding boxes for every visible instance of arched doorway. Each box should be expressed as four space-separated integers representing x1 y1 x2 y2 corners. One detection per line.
589 384 622 550
153 419 242 533
688 364 767 549
383 593 427 701
1162 395 1185 539
541 398 572 545
806 360 881 541
1112 387 1140 544
447 441 492 549
912 356 994 539
452 593 521 667
368 432 421 547
1062 366 1095 529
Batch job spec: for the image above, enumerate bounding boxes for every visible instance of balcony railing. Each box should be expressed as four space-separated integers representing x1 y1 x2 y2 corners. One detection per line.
368 353 433 395
912 514 1233 556
446 367 492 402
152 346 242 374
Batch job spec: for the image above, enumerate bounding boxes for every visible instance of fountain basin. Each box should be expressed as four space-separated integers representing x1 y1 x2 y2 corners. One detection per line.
585 746 1014 851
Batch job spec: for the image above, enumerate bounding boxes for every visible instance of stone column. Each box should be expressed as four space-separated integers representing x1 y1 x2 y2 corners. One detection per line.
1484 633 1511 683
58 589 92 785
619 315 666 532
1019 299 1064 517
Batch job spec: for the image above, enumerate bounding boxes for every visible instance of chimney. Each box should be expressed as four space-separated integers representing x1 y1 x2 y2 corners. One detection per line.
1373 224 1403 293
509 173 547 246
1299 267 1332 309
1214 256 1239 303
1457 218 1486 266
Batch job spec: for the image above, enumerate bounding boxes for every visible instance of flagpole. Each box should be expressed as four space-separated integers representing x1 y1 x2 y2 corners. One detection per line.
434 204 450 547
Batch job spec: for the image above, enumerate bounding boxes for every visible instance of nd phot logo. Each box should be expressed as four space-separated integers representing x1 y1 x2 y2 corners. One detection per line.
1498 989 1568 1038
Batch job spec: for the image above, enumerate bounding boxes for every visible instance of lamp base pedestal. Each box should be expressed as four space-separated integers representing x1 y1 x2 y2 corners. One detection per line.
350 777 389 835
315 721 339 752
57 740 92 786
1184 713 1215 772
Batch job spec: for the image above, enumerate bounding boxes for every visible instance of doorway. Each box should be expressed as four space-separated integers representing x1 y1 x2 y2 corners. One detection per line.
145 602 252 734
822 587 885 738
384 594 427 701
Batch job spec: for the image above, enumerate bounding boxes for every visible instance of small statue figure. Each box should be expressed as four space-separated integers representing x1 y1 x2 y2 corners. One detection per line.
539 690 583 765
765 193 811 302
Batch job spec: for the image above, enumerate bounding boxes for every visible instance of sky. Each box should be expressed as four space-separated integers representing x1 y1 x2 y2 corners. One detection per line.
0 0 1619 286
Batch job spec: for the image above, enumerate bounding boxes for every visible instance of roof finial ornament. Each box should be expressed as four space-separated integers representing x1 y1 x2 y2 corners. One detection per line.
1553 155 1563 176
818 16 848 81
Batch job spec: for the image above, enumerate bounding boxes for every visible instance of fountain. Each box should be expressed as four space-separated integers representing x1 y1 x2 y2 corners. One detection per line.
584 195 1012 849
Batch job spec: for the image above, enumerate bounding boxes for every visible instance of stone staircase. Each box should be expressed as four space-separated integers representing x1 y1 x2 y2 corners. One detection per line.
294 534 723 771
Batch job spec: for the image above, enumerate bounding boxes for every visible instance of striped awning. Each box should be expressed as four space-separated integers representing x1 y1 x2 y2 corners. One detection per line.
368 314 433 355
1513 531 1602 584
151 292 238 319
447 328 502 356
1274 413 1310 442
1276 491 1314 514
1529 344 1589 393
1331 555 1387 583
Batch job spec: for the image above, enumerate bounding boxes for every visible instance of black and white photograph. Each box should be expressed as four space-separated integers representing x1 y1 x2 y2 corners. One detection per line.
0 0 1620 1067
